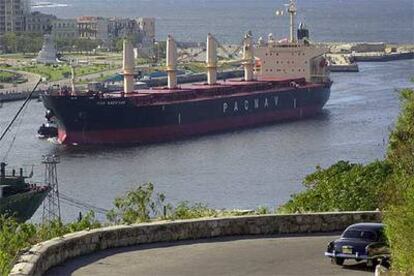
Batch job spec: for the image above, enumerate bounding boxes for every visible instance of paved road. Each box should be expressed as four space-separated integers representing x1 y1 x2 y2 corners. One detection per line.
46 234 375 276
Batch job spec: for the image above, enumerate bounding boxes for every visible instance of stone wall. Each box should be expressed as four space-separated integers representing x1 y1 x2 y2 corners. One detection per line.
10 211 381 276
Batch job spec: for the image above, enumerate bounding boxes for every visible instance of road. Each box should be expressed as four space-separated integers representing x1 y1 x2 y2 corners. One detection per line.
46 234 375 276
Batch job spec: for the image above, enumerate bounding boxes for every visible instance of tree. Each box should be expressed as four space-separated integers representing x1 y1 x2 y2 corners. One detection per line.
3 32 17 53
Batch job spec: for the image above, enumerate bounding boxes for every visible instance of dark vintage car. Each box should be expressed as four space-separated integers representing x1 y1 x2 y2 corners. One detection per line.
325 223 390 266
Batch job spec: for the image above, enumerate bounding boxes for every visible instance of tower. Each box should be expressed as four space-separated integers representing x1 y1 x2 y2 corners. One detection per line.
42 155 61 223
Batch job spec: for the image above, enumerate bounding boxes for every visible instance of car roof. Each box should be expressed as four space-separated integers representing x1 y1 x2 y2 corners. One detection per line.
345 223 384 231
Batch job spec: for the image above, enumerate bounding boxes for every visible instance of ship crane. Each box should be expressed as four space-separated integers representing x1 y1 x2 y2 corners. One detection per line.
176 36 244 63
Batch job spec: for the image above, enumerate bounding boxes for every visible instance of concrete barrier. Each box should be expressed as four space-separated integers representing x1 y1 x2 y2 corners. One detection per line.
10 211 381 276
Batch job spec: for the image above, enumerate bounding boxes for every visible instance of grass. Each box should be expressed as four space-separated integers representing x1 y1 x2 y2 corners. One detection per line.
0 71 16 83
0 64 112 82
0 71 27 84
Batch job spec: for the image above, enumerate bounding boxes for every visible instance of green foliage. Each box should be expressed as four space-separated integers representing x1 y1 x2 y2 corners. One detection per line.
106 183 168 224
4 64 111 81
384 180 414 274
383 88 414 273
0 216 36 275
168 201 218 220
0 71 15 82
106 184 270 222
73 39 102 54
279 160 392 213
0 212 101 275
255 206 270 215
0 71 27 84
387 89 414 175
1 32 43 54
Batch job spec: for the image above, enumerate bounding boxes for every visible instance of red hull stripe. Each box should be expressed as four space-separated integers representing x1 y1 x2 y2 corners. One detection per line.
58 106 322 145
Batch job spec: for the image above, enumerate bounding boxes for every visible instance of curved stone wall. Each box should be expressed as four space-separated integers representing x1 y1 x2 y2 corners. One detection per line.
10 211 381 276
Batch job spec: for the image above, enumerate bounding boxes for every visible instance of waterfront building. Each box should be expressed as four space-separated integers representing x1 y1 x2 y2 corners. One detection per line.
137 17 155 40
136 17 155 57
25 11 56 33
0 0 30 43
51 19 78 40
77 16 110 43
108 17 139 39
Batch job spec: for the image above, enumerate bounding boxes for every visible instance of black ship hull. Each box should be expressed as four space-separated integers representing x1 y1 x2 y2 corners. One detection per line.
42 80 331 145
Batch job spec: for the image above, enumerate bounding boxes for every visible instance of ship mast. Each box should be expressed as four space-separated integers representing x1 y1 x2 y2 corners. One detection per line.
288 0 297 43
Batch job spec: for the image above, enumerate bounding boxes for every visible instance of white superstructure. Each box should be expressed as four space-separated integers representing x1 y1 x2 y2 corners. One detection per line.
255 40 328 82
254 0 329 82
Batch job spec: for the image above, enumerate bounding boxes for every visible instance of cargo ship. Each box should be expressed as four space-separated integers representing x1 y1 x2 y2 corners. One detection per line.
42 0 331 145
0 163 50 222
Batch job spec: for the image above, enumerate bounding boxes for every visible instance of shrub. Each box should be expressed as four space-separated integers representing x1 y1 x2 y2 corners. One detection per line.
168 201 218 220
106 183 168 224
0 212 101 275
384 179 414 274
279 160 392 213
383 88 414 273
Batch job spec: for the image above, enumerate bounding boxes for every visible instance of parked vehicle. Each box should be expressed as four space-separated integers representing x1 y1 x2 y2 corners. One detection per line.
325 223 390 267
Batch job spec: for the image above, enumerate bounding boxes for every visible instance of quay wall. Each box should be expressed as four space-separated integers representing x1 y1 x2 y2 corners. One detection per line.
353 52 414 62
10 211 381 276
0 91 41 103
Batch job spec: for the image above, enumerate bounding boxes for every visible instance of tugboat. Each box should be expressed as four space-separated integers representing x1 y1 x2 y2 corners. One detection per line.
0 162 50 222
42 0 331 145
37 123 58 139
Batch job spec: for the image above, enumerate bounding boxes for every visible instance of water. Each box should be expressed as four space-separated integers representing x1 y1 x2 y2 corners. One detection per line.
1 60 413 222
32 0 414 44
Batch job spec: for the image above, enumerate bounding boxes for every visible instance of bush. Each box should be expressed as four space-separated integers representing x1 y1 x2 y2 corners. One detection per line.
279 160 392 213
0 212 101 275
383 88 414 273
106 183 168 224
384 180 414 274
168 201 218 220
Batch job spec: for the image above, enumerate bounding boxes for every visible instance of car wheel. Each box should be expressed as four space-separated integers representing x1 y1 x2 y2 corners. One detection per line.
335 257 345 266
368 259 379 268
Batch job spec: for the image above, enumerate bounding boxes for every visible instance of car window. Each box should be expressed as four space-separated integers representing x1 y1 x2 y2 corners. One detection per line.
343 229 377 241
378 229 387 243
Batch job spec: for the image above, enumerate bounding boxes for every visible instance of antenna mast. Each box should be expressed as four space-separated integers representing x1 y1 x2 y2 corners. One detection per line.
288 0 297 43
42 155 61 223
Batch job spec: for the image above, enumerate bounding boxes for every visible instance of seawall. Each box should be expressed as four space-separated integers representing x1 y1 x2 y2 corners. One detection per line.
10 211 381 276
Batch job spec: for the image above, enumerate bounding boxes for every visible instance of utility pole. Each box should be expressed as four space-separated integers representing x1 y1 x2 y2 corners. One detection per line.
42 155 61 223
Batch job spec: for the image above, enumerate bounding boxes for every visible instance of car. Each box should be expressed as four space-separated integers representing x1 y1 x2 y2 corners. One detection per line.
325 223 390 267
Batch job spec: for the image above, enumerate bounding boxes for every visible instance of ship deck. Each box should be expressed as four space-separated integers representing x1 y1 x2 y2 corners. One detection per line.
123 77 312 95
48 77 326 106
99 77 323 105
